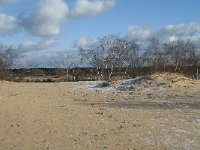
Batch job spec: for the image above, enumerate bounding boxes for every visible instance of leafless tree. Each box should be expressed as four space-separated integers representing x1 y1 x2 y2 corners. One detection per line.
142 37 167 71
0 44 18 80
55 53 80 81
123 40 141 68
79 35 120 80
0 44 17 68
163 39 197 72
79 35 141 80
79 34 200 79
196 53 200 79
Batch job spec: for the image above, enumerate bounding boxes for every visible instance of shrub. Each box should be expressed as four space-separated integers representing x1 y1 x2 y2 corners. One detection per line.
46 78 54 82
102 81 109 87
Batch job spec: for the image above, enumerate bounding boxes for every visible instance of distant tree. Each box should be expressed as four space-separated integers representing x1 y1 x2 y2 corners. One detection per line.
196 53 200 79
143 37 168 71
79 34 199 79
123 40 141 68
0 44 18 80
163 39 197 72
55 53 80 81
0 44 17 68
79 35 141 80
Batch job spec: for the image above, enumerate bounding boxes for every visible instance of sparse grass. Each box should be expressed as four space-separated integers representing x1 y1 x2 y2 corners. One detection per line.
46 78 54 82
35 79 41 83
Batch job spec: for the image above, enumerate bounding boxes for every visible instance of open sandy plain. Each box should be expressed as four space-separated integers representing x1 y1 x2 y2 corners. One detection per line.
0 73 200 150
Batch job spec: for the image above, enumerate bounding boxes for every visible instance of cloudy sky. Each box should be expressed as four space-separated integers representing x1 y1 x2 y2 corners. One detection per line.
0 0 200 67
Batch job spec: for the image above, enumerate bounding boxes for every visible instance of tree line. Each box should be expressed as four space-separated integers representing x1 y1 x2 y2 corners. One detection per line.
79 34 200 80
0 33 200 81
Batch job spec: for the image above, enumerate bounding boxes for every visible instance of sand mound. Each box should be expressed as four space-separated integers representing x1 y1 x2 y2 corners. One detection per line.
0 80 10 84
150 72 198 89
114 76 151 91
111 73 195 95
151 73 190 84
78 73 196 97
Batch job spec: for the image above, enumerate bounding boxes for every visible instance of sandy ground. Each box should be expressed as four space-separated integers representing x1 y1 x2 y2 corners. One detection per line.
0 74 200 150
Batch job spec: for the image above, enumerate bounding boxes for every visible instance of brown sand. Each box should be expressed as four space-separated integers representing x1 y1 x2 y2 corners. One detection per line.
0 74 200 150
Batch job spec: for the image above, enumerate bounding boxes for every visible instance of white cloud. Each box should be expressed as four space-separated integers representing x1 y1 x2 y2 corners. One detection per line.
17 49 80 68
0 0 16 7
168 35 178 42
127 26 154 41
156 23 200 41
1 0 116 37
164 23 200 34
15 40 80 68
16 39 57 54
127 23 200 43
22 0 69 37
76 23 200 50
0 13 17 35
16 43 61 68
71 0 115 19
17 50 56 68
75 36 98 49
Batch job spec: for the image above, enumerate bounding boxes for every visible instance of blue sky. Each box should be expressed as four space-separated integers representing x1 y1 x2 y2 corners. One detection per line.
0 0 200 67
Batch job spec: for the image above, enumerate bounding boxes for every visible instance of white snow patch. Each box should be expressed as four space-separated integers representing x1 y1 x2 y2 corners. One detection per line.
116 76 150 91
77 76 167 97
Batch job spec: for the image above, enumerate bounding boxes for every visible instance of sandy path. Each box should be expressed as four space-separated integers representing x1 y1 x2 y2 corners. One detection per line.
0 82 200 150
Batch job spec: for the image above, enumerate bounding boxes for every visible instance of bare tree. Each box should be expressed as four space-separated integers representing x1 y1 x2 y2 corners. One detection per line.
55 53 80 81
163 39 197 72
79 35 120 80
79 35 141 80
0 44 18 80
196 53 200 79
0 44 17 68
79 34 199 79
123 40 141 68
143 37 167 71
